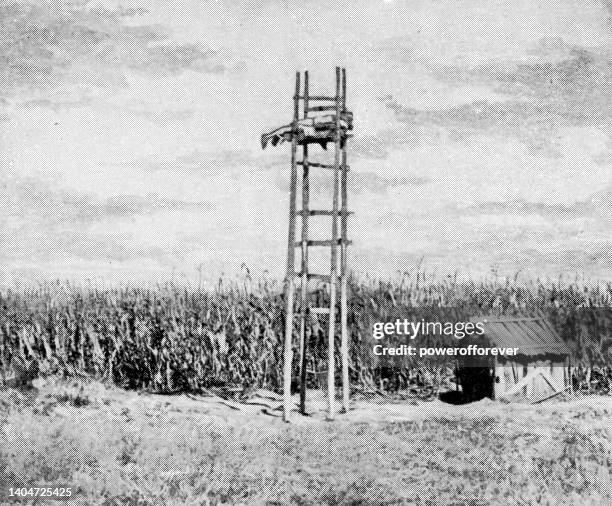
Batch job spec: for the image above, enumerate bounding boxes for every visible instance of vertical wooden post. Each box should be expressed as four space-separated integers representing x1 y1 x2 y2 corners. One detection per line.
550 360 565 392
494 358 506 400
340 68 350 413
299 71 310 415
568 356 573 394
327 66 341 421
283 71 301 423
525 364 534 398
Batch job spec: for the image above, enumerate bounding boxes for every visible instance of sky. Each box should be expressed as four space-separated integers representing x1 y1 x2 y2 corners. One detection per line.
1 0 612 285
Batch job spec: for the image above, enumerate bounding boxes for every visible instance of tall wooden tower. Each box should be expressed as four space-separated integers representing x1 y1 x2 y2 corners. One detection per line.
262 67 353 422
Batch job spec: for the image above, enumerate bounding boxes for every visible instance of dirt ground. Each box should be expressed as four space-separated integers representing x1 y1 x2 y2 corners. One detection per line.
1 380 611 505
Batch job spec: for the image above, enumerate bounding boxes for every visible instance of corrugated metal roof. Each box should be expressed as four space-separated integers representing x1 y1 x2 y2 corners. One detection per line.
469 317 570 357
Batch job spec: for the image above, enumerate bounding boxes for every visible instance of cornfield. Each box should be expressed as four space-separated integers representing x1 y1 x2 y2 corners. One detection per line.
1 272 612 394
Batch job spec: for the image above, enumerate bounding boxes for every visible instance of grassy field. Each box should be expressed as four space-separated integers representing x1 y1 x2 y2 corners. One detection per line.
1 276 611 504
1 379 611 505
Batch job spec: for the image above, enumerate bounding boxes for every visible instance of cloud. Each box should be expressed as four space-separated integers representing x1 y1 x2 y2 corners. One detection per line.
128 149 286 175
367 184 612 277
389 98 566 157
452 199 590 219
2 177 211 227
351 128 423 159
384 39 612 158
125 43 224 74
451 188 612 221
359 206 612 280
372 36 416 66
86 194 211 221
0 1 226 104
31 230 169 264
20 97 93 111
122 107 196 123
460 238 612 276
351 240 612 280
0 177 212 264
175 150 274 171
376 186 612 241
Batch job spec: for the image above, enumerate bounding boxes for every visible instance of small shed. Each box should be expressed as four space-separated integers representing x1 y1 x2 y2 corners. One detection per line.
457 317 572 402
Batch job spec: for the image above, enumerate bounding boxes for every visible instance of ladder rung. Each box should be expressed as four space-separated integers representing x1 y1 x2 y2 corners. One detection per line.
308 96 337 101
296 273 332 283
295 240 352 247
310 307 331 315
297 210 353 217
296 95 337 101
307 105 338 112
297 161 349 170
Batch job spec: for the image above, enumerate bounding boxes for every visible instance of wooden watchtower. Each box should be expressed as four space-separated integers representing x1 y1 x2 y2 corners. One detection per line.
261 67 353 422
